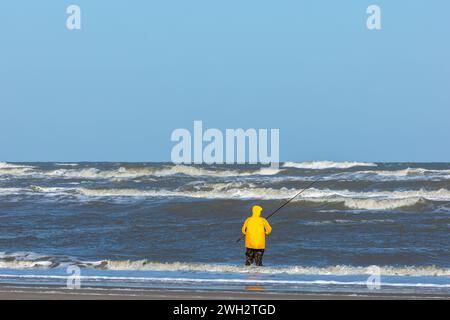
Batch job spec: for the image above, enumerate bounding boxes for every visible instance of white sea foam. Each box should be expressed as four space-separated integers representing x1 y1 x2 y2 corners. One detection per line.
93 261 450 278
0 252 56 269
0 168 33 176
0 162 34 169
1 184 448 210
0 188 23 195
2 162 449 182
283 161 377 170
29 186 75 194
341 198 421 210
75 186 450 210
0 186 77 197
1 253 449 277
357 168 450 178
0 260 53 269
304 219 396 226
0 164 282 179
151 165 281 177
0 162 35 176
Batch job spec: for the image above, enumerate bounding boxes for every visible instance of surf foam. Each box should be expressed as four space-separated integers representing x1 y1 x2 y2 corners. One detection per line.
75 186 450 210
283 161 377 170
0 164 282 179
1 184 449 210
1 252 449 277
357 168 450 178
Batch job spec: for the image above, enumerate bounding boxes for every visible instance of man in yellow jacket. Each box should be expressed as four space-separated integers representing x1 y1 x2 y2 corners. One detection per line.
241 205 272 266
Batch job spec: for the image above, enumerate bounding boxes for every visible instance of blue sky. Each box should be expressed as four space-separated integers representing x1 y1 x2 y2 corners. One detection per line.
0 1 449 162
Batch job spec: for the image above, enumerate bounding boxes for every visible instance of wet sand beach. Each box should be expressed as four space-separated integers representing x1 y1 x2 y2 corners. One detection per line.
0 284 447 300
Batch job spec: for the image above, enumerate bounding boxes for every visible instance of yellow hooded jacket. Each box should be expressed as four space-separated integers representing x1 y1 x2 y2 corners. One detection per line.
241 206 272 249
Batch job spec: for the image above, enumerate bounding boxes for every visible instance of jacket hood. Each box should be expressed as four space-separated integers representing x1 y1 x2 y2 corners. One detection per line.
252 205 262 217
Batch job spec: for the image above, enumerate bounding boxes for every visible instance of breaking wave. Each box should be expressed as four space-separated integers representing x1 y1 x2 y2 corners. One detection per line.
357 168 450 178
3 183 446 210
151 165 281 177
0 164 281 179
2 162 449 182
1 252 449 277
283 161 377 170
0 162 35 176
0 252 56 269
0 162 34 169
0 188 23 195
75 186 448 210
95 261 450 277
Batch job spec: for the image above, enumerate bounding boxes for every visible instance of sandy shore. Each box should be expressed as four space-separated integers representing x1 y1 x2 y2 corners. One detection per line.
0 284 447 300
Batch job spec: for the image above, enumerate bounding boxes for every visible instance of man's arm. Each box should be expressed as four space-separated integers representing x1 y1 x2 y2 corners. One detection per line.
263 218 272 235
241 218 249 235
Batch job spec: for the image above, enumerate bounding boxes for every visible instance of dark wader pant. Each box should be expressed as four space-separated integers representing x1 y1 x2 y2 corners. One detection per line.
245 248 265 266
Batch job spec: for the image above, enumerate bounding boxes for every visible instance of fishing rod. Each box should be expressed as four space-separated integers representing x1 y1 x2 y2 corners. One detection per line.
236 177 322 243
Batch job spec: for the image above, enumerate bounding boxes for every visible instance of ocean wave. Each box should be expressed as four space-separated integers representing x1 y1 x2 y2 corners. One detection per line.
0 164 282 179
2 162 449 182
0 188 23 195
76 186 450 210
0 186 79 197
356 168 450 178
0 168 33 176
98 261 450 277
283 161 377 170
0 162 34 169
0 162 35 176
29 186 75 194
0 252 56 268
151 165 281 177
1 253 449 277
303 219 396 226
0 260 54 269
341 198 421 210
1 185 449 210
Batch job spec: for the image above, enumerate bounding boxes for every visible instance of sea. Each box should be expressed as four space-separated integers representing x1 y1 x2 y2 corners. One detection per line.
0 161 449 296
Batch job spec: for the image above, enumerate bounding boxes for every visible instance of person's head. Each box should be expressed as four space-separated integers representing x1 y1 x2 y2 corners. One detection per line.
252 205 263 217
